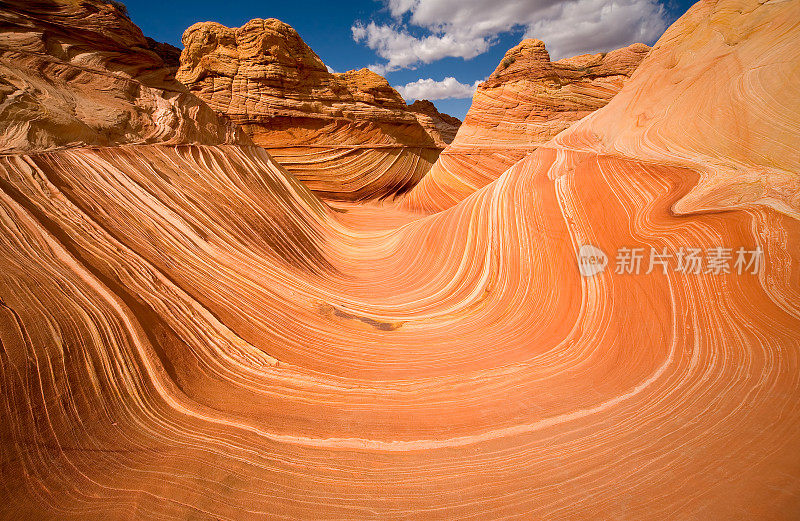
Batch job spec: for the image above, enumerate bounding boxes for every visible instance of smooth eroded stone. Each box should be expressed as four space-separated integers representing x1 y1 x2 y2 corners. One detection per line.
402 39 649 212
177 18 461 201
0 0 248 152
1 0 799 519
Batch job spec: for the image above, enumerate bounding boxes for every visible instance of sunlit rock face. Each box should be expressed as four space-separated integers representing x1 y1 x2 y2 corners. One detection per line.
0 0 247 153
402 39 650 212
2 0 800 519
177 19 460 201
564 0 800 219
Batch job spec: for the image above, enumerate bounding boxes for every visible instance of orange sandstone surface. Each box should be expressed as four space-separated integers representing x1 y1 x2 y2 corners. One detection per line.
0 0 247 152
177 18 460 201
0 0 799 519
402 39 650 212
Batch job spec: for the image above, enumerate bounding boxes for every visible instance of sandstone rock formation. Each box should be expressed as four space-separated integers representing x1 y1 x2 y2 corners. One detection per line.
144 37 182 68
177 18 460 201
408 99 462 144
402 39 650 212
0 0 247 153
1 0 800 519
563 1 800 219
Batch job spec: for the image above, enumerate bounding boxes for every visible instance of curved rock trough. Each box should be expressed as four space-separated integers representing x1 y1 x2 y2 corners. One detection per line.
0 0 799 519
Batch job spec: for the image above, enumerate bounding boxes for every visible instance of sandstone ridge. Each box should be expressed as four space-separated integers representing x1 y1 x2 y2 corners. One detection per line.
0 0 247 153
402 38 650 211
178 18 460 200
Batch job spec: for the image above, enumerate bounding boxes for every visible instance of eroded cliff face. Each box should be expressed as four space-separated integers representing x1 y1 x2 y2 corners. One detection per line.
177 18 460 201
0 0 248 153
402 39 650 212
1 0 800 519
408 99 462 145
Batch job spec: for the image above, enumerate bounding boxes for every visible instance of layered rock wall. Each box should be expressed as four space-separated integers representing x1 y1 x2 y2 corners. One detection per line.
177 19 460 200
402 40 649 211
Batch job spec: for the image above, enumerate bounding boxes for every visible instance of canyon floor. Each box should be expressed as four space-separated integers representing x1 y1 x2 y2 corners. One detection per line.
0 0 799 520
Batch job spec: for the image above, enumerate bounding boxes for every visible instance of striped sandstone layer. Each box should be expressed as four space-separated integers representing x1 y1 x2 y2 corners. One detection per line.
1 0 800 519
402 39 649 212
177 19 460 201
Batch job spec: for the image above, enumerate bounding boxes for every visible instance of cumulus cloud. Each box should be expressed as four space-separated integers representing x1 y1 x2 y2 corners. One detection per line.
523 0 668 58
395 77 482 101
352 0 667 71
352 21 489 73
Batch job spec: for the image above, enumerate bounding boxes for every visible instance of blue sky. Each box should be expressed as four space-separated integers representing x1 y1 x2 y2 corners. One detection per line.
123 0 697 119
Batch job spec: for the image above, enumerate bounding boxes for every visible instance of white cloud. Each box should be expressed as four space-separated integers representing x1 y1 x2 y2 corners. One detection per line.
351 24 367 41
366 62 392 76
352 21 488 73
353 0 667 71
395 77 482 101
523 0 667 58
326 65 337 73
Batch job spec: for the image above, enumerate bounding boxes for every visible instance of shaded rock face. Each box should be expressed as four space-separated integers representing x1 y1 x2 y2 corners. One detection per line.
402 39 650 212
144 37 182 68
177 19 460 201
408 99 462 145
0 0 248 153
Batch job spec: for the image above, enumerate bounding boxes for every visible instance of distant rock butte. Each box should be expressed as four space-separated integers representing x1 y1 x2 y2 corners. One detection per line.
177 18 460 201
402 39 650 212
408 100 462 145
0 0 247 153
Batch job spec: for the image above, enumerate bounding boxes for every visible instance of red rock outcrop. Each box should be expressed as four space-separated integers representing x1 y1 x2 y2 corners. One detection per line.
408 99 462 144
402 39 650 212
177 18 460 201
1 0 800 519
0 0 247 153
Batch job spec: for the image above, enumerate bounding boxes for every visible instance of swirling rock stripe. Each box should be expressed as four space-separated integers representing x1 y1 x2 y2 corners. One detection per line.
265 145 440 201
402 41 650 213
0 143 799 519
0 0 799 519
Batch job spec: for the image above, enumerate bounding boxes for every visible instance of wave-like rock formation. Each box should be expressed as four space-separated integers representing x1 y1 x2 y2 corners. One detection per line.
177 19 460 201
403 39 650 212
1 0 800 519
408 99 462 144
0 0 247 152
